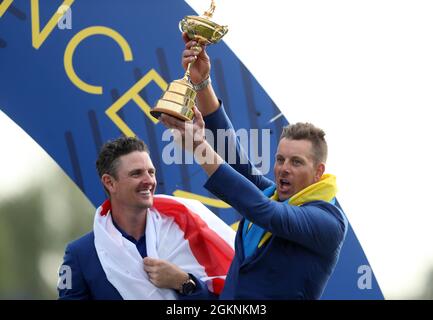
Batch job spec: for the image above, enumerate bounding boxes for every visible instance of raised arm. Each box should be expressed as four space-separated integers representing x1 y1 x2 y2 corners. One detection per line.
178 34 272 190
161 108 345 254
205 163 347 255
181 32 219 117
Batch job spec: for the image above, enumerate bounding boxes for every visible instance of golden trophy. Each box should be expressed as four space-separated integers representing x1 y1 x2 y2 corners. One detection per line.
151 0 228 121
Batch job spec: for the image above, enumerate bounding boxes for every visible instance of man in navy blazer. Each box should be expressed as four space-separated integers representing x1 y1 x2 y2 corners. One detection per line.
58 137 215 300
159 34 347 299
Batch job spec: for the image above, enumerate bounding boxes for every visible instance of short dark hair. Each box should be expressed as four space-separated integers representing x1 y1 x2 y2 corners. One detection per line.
280 122 328 164
96 136 149 179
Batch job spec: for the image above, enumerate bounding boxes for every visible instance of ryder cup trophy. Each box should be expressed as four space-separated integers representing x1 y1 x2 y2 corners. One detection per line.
150 0 228 121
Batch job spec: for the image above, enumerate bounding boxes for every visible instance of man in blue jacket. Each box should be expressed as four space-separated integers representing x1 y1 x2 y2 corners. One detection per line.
58 136 219 300
159 34 348 299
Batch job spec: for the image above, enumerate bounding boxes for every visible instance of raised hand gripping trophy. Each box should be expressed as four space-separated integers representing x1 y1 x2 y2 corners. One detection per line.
150 0 228 121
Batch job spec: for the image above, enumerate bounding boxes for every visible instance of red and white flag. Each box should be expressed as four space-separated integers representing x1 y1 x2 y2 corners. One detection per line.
94 194 235 300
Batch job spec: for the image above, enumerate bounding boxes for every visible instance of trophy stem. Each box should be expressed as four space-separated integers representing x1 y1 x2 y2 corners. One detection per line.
183 62 193 82
183 44 202 82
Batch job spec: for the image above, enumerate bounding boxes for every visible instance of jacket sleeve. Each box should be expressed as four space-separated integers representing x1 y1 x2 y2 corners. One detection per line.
203 103 273 191
205 163 347 255
58 243 91 300
175 274 218 300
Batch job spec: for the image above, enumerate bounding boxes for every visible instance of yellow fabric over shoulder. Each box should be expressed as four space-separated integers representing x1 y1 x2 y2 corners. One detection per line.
258 174 338 248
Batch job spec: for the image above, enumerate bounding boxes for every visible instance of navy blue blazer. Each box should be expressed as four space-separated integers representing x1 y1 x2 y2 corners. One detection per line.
58 231 214 300
202 104 348 299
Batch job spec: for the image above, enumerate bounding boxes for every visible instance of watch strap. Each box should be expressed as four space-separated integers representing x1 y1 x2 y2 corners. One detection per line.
192 76 211 91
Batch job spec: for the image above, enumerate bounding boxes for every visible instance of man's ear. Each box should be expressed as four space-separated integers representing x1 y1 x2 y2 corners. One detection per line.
101 174 116 194
314 163 325 182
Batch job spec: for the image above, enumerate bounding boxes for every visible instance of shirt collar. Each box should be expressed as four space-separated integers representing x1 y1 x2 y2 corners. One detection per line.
111 216 145 244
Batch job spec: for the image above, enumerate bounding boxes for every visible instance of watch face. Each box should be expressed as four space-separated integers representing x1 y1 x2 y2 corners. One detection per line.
182 280 196 295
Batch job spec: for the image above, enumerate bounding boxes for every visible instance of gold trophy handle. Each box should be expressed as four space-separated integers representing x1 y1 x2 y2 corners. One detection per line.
211 25 228 43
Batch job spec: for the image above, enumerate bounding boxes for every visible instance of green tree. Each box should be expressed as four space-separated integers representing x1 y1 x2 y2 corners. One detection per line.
0 170 94 299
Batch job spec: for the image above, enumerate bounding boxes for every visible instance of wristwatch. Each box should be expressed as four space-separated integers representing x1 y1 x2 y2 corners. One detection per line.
180 274 196 295
192 76 211 91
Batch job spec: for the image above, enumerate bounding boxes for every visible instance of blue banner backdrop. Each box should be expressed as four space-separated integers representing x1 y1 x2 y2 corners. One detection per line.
0 0 383 299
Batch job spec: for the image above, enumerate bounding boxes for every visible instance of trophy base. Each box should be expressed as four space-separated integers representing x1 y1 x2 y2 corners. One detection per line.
150 106 194 122
151 78 196 121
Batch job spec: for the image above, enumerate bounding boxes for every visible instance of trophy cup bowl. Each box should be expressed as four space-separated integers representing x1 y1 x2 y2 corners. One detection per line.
179 15 228 46
151 2 228 121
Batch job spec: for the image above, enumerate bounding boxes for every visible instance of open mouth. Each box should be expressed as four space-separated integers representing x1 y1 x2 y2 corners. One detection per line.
278 178 292 192
137 187 153 197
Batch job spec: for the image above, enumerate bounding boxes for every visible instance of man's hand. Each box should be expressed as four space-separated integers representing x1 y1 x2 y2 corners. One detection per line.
182 32 210 85
160 106 223 177
143 257 189 290
160 106 206 152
